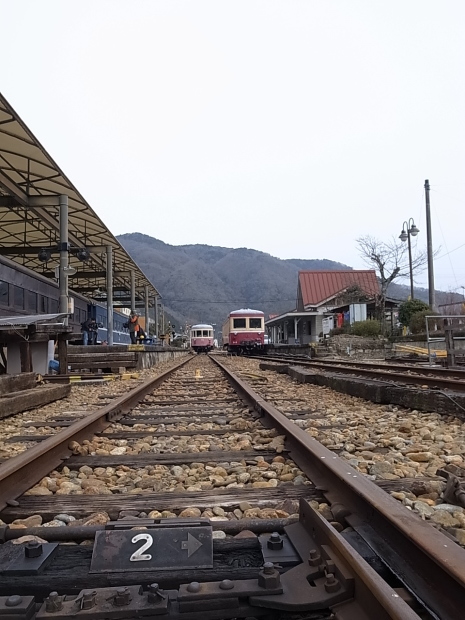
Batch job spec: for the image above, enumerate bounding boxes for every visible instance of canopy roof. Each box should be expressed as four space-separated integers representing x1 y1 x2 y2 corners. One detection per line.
0 313 67 329
0 94 158 306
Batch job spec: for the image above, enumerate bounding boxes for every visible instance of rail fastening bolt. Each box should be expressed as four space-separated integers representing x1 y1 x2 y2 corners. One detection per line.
114 587 130 606
267 532 284 550
219 579 234 590
5 595 22 607
148 583 165 603
263 562 275 574
308 548 321 566
324 573 341 593
258 562 281 589
187 581 201 593
45 592 63 612
81 590 96 610
25 541 43 558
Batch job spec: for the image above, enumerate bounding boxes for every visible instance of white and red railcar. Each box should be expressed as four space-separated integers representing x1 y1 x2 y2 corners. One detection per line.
190 324 215 353
222 308 265 354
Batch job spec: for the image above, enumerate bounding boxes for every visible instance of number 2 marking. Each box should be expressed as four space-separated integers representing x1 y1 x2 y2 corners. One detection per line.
130 533 153 561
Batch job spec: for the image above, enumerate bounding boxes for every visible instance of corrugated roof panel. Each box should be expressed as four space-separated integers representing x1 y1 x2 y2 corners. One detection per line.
298 270 379 307
0 93 159 304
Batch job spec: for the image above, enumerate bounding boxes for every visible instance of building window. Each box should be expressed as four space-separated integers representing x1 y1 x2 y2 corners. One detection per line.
233 318 246 329
13 286 24 310
39 295 48 313
97 312 106 328
27 291 37 313
0 281 9 306
249 318 262 329
50 298 58 313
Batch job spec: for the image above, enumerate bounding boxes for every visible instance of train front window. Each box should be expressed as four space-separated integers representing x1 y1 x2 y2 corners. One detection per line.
202 330 209 337
0 281 8 306
249 318 262 329
196 330 202 337
233 318 246 329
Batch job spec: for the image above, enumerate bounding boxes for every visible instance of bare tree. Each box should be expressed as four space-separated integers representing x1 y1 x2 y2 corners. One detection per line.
438 290 464 316
333 284 370 308
356 235 429 332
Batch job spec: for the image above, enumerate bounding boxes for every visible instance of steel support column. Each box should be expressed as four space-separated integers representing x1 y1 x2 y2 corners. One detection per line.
106 245 113 345
144 285 149 337
58 195 69 375
161 303 165 343
130 270 136 312
58 195 69 323
154 296 159 339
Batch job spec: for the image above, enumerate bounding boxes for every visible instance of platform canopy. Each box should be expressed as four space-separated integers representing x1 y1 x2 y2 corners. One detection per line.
0 93 159 307
0 313 68 329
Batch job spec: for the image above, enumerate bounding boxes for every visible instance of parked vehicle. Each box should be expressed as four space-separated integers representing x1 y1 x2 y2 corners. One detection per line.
222 308 265 354
0 254 130 343
190 324 214 353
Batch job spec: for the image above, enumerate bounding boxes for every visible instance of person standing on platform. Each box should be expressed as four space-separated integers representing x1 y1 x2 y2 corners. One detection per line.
128 310 140 344
87 317 98 345
81 317 97 345
81 319 90 346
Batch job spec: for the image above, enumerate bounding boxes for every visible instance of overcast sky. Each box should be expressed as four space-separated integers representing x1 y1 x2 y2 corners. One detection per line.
1 1 464 294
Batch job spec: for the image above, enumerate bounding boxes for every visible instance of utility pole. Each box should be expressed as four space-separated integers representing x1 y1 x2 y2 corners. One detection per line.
424 179 436 310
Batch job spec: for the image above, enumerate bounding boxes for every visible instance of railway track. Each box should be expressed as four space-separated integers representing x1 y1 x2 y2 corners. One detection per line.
0 354 464 619
251 353 465 393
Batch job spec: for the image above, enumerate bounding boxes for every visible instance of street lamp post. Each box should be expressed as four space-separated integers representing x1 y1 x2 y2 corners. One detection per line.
399 218 420 300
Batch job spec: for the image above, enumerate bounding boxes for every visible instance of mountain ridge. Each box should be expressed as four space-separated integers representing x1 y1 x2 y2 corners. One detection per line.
118 233 351 329
117 233 461 331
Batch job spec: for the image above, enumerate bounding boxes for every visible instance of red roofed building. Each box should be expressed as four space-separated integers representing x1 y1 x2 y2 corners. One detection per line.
265 270 387 345
297 270 379 311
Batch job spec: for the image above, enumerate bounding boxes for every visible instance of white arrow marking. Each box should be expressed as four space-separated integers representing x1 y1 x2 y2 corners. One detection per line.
181 533 203 557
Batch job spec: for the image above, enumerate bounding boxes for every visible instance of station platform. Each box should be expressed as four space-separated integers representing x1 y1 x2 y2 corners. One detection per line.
56 344 190 374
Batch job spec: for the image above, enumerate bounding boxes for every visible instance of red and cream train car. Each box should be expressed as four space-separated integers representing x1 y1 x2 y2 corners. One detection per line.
190 324 215 353
222 308 265 354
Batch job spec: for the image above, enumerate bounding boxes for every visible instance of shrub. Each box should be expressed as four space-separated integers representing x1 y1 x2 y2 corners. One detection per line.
330 326 348 336
398 299 430 327
409 310 439 334
350 320 381 337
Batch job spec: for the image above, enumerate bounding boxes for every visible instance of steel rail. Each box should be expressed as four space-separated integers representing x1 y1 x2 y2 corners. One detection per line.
251 354 465 392
270 354 465 378
252 499 420 620
0 355 193 511
213 356 465 620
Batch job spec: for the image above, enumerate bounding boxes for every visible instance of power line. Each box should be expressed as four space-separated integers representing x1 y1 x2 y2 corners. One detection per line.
435 241 465 260
163 299 296 303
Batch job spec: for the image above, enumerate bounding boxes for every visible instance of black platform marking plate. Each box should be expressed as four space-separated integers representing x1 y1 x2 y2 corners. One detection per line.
90 526 213 573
